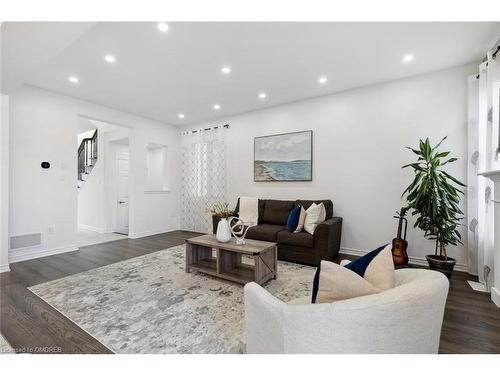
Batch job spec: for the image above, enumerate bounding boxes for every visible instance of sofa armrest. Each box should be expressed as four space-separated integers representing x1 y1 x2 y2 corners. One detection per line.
244 282 285 354
313 217 342 261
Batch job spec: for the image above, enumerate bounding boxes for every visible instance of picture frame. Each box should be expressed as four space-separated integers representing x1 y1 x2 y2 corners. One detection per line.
254 130 313 182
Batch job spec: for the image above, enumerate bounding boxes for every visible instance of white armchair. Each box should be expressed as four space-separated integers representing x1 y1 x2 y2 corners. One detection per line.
244 268 449 354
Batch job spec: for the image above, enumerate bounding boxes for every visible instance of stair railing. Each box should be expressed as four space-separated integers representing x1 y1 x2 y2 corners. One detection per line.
77 129 98 181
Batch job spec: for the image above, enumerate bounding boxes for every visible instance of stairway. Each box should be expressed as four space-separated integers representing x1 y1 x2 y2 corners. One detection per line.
77 129 98 191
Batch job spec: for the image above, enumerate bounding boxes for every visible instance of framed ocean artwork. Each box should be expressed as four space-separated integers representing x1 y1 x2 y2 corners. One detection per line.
254 130 312 182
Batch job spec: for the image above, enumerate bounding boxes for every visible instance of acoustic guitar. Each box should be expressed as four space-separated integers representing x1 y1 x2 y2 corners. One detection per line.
391 207 409 266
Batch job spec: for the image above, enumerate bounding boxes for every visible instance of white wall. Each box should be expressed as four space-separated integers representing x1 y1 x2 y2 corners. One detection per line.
9 85 180 262
0 95 10 272
77 129 95 147
186 64 476 269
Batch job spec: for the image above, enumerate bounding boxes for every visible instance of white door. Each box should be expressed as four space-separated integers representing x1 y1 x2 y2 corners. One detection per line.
116 150 129 234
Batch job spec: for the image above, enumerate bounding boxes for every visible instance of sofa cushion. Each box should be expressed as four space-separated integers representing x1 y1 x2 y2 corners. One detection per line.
246 224 285 242
262 200 295 225
277 230 314 248
297 200 333 220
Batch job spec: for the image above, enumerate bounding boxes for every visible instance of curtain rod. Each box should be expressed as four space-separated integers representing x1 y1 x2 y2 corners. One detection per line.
476 44 500 79
493 44 500 59
181 124 229 135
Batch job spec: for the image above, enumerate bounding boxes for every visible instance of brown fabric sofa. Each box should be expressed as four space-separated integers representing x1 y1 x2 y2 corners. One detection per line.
212 198 342 266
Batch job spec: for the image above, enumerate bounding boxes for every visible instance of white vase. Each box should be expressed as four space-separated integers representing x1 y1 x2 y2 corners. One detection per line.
216 218 232 243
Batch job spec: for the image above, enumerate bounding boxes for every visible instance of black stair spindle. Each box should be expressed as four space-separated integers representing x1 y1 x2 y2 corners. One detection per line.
77 129 98 186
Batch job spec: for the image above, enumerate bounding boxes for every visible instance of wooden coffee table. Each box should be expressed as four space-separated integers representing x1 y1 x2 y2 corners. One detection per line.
185 234 277 285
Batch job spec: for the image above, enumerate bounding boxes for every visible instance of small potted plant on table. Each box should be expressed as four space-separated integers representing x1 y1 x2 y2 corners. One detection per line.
402 137 466 277
209 202 236 242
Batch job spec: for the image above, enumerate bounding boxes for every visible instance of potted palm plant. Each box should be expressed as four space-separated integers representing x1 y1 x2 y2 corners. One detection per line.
402 137 465 277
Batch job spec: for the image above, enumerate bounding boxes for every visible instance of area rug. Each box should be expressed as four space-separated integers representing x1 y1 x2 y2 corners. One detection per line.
29 244 315 353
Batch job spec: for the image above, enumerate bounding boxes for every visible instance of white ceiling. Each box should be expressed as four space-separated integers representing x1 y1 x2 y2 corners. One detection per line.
2 22 500 126
1 22 95 93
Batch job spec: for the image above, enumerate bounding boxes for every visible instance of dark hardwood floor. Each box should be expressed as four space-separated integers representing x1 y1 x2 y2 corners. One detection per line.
1 230 499 354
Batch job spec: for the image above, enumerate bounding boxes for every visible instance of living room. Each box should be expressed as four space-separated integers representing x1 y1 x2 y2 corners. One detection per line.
1 0 500 372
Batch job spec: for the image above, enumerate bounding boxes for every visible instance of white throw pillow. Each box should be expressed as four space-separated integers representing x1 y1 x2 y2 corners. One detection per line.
363 244 395 290
294 206 307 233
312 243 395 304
314 261 380 303
303 203 326 235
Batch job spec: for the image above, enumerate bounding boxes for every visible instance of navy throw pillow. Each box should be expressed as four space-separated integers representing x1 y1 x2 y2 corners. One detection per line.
286 204 301 232
311 243 389 303
344 244 388 277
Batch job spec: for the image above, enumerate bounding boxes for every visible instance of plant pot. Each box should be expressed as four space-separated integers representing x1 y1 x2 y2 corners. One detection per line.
426 255 456 278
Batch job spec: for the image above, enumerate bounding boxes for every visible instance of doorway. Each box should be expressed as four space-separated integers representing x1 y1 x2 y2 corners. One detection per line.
76 116 130 247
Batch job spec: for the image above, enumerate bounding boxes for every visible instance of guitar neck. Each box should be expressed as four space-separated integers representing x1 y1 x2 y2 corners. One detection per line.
396 219 403 240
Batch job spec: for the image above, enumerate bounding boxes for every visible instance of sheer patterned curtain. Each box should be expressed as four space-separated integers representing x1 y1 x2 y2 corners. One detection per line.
180 126 228 233
467 75 480 275
467 50 499 282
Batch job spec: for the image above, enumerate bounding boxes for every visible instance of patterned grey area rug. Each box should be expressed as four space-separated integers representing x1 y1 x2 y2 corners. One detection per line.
29 245 314 354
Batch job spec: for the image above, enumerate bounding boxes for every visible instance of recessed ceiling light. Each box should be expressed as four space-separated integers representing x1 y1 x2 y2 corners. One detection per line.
319 76 328 84
403 54 414 63
213 104 221 110
157 22 169 32
178 113 185 119
68 76 79 84
259 92 267 99
221 66 231 75
104 54 116 63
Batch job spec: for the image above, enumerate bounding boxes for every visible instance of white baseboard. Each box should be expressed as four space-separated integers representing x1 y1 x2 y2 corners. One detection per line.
128 226 179 239
0 263 10 273
491 287 500 308
9 244 79 264
78 224 106 234
339 246 468 273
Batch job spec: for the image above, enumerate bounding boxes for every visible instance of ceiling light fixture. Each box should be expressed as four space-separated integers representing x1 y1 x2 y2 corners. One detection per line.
318 76 328 84
68 76 79 84
104 54 116 63
157 22 169 32
259 92 267 99
178 113 185 119
221 66 231 75
403 54 414 63
213 104 221 110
